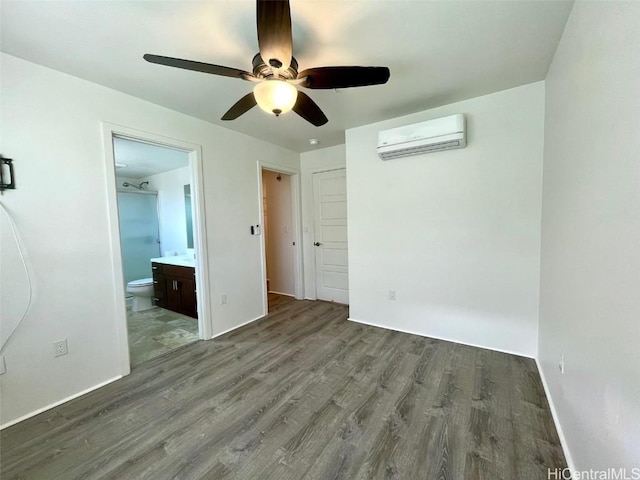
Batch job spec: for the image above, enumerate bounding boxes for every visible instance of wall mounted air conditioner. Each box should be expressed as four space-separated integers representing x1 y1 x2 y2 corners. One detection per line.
377 114 466 160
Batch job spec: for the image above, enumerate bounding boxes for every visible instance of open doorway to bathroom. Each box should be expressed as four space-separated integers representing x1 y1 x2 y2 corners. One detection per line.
113 136 200 366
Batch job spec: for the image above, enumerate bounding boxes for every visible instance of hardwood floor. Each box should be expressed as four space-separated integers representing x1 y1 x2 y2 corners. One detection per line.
1 297 567 479
268 292 297 312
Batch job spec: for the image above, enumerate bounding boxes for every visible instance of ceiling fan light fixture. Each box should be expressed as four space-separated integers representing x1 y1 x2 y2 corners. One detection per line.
145 1 390 126
253 80 298 116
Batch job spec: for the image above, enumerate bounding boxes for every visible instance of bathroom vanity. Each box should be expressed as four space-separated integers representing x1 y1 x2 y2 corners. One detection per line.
151 256 197 318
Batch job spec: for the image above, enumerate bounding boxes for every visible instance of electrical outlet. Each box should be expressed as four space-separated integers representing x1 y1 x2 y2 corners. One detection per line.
388 290 396 301
220 293 227 305
0 355 6 375
558 353 564 374
54 339 68 357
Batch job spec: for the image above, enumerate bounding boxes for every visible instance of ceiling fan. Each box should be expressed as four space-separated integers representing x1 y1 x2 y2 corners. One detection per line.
143 0 390 127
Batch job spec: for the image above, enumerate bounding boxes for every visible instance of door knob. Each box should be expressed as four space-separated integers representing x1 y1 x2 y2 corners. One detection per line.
314 242 322 246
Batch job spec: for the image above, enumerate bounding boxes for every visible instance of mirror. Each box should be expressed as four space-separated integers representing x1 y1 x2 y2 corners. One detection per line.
184 184 194 249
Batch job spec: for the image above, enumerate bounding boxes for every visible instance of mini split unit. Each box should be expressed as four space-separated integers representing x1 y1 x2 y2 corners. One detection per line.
377 114 466 160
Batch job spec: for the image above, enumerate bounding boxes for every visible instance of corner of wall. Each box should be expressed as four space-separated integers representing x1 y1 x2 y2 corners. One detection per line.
534 357 576 472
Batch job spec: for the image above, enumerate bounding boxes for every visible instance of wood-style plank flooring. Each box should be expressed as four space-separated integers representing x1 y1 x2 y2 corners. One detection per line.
268 292 298 313
1 296 567 479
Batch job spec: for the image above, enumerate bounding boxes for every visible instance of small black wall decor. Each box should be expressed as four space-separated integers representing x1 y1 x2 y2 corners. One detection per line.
0 156 16 191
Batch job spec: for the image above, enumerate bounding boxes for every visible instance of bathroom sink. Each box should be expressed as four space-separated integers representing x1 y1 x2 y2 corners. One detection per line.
150 255 196 268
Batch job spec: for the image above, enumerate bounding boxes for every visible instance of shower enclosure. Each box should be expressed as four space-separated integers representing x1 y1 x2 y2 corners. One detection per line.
117 190 161 285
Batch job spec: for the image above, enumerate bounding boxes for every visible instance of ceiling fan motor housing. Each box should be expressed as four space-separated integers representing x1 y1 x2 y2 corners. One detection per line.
252 54 298 80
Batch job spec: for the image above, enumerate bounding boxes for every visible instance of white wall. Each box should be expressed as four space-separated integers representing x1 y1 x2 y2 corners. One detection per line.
538 2 640 470
142 166 191 256
0 53 299 426
300 145 346 299
345 82 544 357
263 170 294 296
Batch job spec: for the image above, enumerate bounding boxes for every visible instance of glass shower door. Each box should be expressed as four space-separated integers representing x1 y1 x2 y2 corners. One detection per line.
117 191 161 285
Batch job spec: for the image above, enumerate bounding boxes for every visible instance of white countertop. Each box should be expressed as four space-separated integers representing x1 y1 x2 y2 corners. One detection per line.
150 255 195 268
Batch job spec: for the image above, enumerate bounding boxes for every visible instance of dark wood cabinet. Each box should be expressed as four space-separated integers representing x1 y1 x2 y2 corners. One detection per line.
152 262 197 318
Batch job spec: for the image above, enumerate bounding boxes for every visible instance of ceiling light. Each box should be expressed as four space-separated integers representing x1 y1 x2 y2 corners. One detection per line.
309 139 319 145
253 80 298 116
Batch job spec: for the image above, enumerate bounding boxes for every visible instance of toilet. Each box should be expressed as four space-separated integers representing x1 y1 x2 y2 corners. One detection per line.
126 278 155 312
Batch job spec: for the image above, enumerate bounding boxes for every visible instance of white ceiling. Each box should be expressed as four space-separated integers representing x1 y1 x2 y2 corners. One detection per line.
1 0 573 153
113 137 189 179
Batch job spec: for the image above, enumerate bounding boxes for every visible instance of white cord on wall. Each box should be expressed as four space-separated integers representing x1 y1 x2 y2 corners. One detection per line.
0 201 33 354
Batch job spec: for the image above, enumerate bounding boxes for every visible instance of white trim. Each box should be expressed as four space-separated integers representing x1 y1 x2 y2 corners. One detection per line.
257 166 269 317
0 375 122 430
210 313 267 339
101 123 213 376
309 166 347 174
535 357 576 472
257 161 304 321
268 291 295 297
188 145 213 340
101 126 131 376
347 317 534 359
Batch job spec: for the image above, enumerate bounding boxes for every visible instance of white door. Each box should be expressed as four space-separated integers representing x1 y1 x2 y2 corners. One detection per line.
312 169 348 304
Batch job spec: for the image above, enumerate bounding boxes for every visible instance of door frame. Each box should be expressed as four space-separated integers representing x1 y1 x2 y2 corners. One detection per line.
257 160 303 315
102 122 212 376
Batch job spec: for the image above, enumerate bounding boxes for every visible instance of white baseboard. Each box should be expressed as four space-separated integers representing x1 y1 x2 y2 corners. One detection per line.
535 357 576 472
347 317 534 359
209 313 266 340
267 291 295 297
0 375 122 430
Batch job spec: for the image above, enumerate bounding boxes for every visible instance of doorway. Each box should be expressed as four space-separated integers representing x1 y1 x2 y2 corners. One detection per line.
262 169 296 312
113 136 200 366
103 124 211 375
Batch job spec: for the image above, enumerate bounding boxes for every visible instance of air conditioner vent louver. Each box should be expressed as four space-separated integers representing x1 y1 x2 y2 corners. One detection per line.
377 114 466 160
378 140 462 160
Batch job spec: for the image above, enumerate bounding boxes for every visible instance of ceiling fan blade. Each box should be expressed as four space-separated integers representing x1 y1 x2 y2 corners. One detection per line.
144 54 254 80
256 0 292 70
221 92 257 121
292 91 328 127
299 66 390 89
